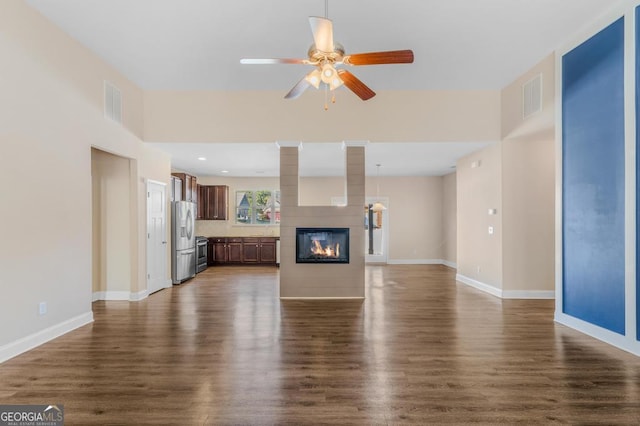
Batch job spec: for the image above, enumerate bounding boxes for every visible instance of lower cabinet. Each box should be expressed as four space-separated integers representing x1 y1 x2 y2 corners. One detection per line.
209 237 277 265
241 238 276 264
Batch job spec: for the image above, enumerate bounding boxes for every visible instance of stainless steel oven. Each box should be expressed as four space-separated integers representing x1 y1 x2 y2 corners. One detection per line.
195 236 208 273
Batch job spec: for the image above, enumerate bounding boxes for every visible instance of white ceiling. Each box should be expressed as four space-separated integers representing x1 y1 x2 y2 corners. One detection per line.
25 0 614 176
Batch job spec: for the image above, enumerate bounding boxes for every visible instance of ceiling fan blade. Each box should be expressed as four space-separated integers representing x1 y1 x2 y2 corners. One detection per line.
240 58 308 65
343 49 414 65
336 69 375 101
309 16 334 53
284 76 312 100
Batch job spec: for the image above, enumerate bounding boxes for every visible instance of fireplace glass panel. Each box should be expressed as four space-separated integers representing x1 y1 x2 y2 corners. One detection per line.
296 228 349 264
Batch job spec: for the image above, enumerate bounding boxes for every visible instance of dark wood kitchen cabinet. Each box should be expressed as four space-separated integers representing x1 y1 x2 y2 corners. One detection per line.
171 172 198 203
257 238 277 264
209 237 277 265
199 185 229 220
210 237 242 264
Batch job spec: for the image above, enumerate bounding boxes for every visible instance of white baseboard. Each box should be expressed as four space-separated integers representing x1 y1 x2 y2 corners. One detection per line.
456 274 502 298
280 297 365 300
442 260 457 269
129 289 149 301
456 274 555 300
0 311 94 363
388 259 445 265
92 290 150 302
164 279 173 289
502 290 555 299
555 312 640 357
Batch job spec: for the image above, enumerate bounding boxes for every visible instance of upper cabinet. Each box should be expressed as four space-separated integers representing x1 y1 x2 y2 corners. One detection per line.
171 172 198 203
199 185 229 220
170 176 182 202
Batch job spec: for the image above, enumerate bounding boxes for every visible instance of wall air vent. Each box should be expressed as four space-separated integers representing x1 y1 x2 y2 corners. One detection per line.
104 81 122 124
522 74 542 119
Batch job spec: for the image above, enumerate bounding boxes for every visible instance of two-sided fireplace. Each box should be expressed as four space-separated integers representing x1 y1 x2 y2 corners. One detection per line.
296 227 349 264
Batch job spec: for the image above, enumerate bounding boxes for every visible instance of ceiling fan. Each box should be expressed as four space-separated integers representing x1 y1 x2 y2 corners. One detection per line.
240 12 414 108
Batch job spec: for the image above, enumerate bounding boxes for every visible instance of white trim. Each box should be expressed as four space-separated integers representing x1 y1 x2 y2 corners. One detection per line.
502 290 555 300
280 297 365 300
555 312 640 357
456 274 502 298
0 312 93 363
275 141 302 149
92 290 153 301
341 140 369 148
129 289 149 301
623 1 638 350
554 35 565 332
144 178 166 186
164 278 173 289
388 259 445 265
442 260 457 269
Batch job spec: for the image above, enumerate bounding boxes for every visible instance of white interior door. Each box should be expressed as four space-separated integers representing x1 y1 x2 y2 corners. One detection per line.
147 180 168 294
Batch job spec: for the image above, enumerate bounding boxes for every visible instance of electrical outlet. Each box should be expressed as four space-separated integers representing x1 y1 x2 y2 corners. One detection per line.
476 266 481 274
39 302 47 316
488 226 494 235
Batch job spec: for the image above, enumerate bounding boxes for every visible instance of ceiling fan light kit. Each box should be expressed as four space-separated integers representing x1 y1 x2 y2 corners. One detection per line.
240 8 414 109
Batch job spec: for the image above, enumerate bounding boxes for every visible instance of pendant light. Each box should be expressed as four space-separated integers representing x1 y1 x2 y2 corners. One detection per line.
371 164 386 212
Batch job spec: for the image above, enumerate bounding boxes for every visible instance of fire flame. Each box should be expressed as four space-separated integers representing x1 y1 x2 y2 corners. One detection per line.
311 240 340 257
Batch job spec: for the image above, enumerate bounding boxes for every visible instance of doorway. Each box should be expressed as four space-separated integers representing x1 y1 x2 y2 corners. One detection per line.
364 196 389 263
91 148 134 300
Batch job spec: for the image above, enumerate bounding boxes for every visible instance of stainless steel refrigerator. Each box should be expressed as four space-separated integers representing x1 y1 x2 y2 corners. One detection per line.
171 201 196 284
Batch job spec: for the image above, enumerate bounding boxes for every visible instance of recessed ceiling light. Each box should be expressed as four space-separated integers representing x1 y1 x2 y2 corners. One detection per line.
221 170 229 174
197 157 207 161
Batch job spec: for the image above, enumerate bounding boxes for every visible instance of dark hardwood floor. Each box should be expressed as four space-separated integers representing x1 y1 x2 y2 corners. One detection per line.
1 265 640 424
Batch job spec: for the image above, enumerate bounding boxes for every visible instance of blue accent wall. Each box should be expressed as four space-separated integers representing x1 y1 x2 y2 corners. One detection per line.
562 18 625 335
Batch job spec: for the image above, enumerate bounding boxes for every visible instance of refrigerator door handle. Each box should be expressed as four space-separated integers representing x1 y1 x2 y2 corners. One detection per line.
181 249 195 255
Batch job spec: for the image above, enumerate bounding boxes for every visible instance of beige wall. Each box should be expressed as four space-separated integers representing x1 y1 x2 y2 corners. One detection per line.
501 55 555 293
457 143 503 289
144 90 501 143
442 172 457 265
0 1 171 353
456 54 556 296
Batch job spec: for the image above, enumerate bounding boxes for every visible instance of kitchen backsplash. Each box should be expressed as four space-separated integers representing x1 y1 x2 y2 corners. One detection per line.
195 220 280 237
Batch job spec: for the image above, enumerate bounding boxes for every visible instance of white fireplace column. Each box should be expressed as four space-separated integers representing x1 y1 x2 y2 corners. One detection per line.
278 141 365 299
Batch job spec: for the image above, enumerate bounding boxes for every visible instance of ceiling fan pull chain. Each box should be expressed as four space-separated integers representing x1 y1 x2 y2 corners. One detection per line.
325 0 328 19
324 84 329 110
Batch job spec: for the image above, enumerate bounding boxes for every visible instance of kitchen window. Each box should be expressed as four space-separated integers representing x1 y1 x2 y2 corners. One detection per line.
235 190 280 225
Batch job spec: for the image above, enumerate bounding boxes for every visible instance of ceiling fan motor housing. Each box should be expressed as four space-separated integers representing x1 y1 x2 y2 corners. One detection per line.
308 42 345 64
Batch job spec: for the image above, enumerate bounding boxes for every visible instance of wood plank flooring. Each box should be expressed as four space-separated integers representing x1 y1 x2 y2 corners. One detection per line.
1 265 640 424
